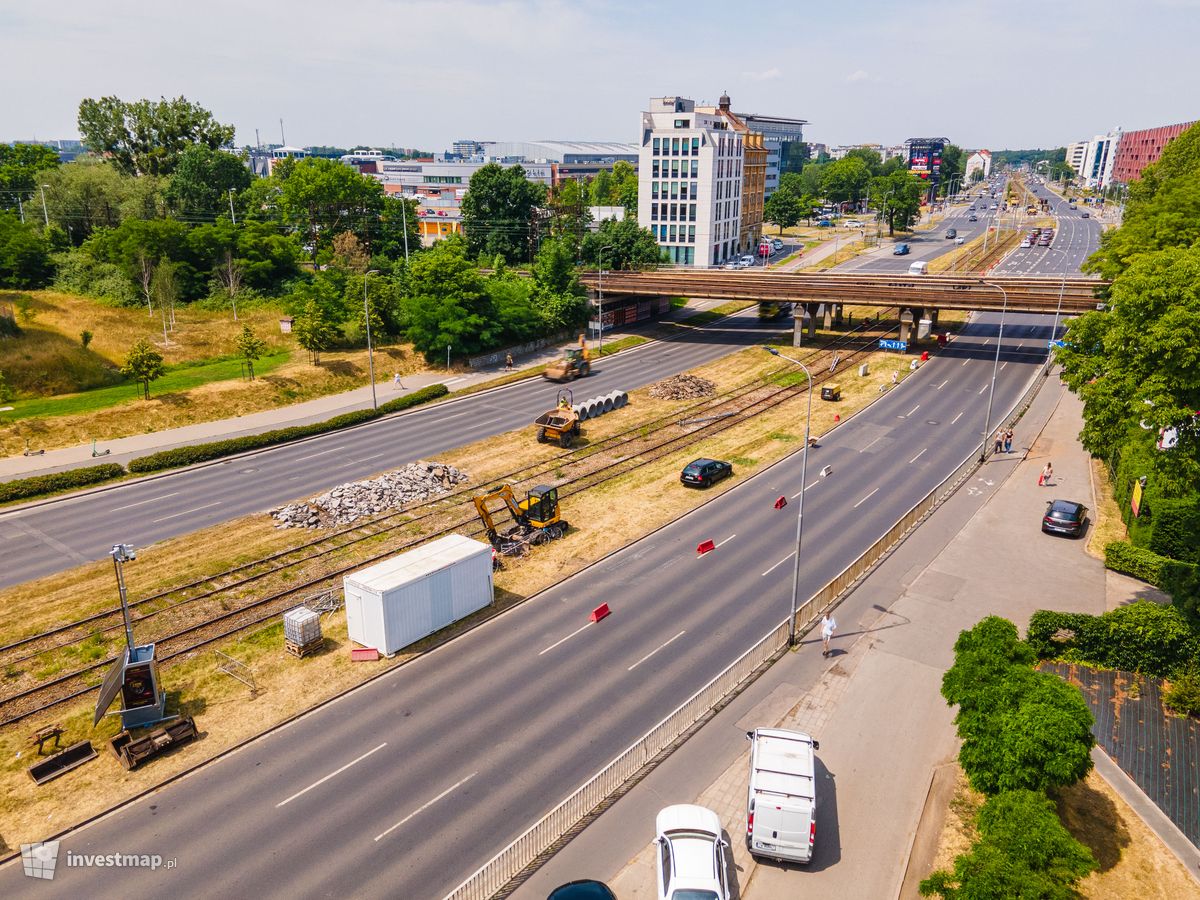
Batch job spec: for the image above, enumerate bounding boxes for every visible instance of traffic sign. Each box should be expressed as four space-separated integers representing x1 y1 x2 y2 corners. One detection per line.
1047 340 1066 349
879 339 908 352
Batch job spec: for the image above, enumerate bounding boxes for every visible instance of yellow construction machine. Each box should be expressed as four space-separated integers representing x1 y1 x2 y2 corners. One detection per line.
473 484 568 556
534 388 581 448
543 335 591 382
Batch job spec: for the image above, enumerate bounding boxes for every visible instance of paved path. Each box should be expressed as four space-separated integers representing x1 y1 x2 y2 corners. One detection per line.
517 376 1200 899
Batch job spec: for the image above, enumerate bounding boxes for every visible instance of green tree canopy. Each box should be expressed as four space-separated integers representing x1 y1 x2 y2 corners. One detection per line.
293 298 339 364
235 324 268 379
0 213 54 288
0 144 61 211
271 157 389 254
164 145 252 220
531 237 588 330
870 171 924 234
460 163 547 264
121 338 166 399
580 216 665 270
401 236 499 359
77 95 236 177
764 190 804 232
822 157 871 205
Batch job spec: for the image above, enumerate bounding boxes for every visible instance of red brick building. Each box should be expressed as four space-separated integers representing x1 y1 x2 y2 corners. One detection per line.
1110 120 1197 184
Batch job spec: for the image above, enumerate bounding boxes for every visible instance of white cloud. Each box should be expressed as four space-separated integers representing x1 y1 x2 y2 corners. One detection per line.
846 70 869 83
742 67 782 82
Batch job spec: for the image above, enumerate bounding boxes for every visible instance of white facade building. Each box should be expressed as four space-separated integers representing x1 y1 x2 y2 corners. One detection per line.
1077 129 1122 189
1065 141 1088 177
638 96 744 267
964 150 992 182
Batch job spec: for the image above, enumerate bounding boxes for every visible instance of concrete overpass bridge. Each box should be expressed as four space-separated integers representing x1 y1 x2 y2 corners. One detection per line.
579 269 1107 343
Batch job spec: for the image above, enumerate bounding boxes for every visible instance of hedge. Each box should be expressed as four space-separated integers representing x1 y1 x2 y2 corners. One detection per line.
1027 604 1199 678
0 463 125 504
1104 541 1196 589
127 383 448 474
1148 497 1200 564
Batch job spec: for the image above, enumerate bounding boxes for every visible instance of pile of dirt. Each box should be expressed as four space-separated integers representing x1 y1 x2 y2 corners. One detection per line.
648 374 717 400
271 461 468 528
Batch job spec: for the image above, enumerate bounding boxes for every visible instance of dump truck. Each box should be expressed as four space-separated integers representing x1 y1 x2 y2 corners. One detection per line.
534 389 581 448
473 484 567 556
543 335 591 382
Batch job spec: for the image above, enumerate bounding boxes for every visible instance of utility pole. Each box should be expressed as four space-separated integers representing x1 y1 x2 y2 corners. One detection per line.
39 184 50 227
363 270 380 410
229 189 237 225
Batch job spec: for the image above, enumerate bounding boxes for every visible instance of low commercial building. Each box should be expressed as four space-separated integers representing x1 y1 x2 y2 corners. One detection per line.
1109 119 1197 184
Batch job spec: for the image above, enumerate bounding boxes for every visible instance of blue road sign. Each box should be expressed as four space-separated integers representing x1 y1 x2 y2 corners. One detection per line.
879 339 908 352
1047 340 1066 349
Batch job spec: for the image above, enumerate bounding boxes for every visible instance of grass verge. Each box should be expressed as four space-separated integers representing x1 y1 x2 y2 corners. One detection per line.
1087 457 1128 560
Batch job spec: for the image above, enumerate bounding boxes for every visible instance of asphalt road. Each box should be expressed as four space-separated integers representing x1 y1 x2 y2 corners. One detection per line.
0 315 785 589
992 186 1102 276
1 310 1054 898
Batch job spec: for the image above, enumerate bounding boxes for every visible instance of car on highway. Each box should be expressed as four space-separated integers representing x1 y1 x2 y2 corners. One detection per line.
771 238 784 250
968 214 978 222
681 458 733 488
1020 238 1033 248
655 805 731 900
945 228 957 239
955 237 965 244
893 243 910 255
1043 499 1087 537
843 220 864 228
1081 211 1090 218
548 880 618 900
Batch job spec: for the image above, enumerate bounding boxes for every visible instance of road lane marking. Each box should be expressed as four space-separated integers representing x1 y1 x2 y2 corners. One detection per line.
853 487 879 509
936 380 948 390
905 405 920 417
951 411 964 424
790 480 819 499
355 453 386 463
762 552 795 577
978 385 988 395
111 492 179 512
960 359 969 366
861 435 884 453
151 501 221 523
628 630 687 671
698 533 737 557
909 448 927 464
277 742 387 808
374 771 477 842
293 446 345 462
538 622 593 656
983 339 990 346
1000 362 1007 371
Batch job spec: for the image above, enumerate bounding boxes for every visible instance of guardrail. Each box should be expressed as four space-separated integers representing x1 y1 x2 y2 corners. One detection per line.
444 363 1051 900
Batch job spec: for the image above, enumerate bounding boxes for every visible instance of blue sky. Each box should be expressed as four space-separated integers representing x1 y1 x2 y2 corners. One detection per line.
2 0 1197 152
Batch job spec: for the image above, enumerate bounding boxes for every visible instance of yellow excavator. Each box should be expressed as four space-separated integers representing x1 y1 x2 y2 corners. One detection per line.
543 335 591 382
473 484 568 556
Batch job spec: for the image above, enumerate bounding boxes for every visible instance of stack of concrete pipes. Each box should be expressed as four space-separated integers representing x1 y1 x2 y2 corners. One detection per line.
573 390 628 422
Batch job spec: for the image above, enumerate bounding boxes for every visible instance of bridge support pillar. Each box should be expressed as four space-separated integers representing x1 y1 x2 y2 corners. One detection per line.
806 304 817 339
822 303 833 330
899 308 914 346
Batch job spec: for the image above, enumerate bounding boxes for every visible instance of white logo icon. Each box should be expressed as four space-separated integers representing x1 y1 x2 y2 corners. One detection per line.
21 841 61 880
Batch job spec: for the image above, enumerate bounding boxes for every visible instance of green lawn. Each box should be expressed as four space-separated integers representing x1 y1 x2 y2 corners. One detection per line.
3 351 291 421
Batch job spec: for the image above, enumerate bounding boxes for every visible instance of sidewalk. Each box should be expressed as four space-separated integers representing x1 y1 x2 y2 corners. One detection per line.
518 376 1200 898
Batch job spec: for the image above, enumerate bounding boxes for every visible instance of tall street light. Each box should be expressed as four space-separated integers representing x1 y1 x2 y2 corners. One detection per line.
597 245 613 353
364 269 380 410
978 280 1009 463
762 345 820 647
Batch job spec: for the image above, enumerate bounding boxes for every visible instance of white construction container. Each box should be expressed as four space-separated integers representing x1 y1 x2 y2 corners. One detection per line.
343 534 493 657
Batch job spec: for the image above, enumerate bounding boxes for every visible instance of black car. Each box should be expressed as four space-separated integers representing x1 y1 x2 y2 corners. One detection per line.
968 214 978 222
547 880 617 900
681 458 733 488
1043 500 1087 536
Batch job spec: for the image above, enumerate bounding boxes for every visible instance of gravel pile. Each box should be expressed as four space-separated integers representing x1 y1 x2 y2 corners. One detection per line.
648 374 717 400
271 462 468 528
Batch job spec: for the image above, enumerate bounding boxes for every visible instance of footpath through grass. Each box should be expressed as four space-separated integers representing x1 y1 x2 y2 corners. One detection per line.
3 351 291 421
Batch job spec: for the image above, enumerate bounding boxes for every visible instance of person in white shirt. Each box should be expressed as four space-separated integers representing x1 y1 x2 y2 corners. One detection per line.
821 614 837 657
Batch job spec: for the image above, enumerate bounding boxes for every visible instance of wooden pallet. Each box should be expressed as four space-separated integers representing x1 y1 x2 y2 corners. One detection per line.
285 637 324 659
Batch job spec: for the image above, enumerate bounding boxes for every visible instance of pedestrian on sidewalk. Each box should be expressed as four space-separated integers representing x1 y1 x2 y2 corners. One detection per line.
505 353 514 372
892 371 899 386
1039 462 1053 486
995 430 1005 454
393 372 403 389
820 614 837 657
1004 428 1013 453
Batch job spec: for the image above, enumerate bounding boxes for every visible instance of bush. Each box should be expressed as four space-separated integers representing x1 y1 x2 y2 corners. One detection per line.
1105 541 1171 585
1148 497 1200 564
1163 666 1200 717
0 463 125 504
1028 603 1199 678
128 383 448 473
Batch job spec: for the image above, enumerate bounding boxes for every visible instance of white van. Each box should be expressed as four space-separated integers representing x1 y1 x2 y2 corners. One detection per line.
908 260 929 276
745 728 819 864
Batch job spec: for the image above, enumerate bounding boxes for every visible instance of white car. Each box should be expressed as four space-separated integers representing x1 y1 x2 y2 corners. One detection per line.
655 805 730 900
955 237 965 244
739 255 756 267
843 219 863 228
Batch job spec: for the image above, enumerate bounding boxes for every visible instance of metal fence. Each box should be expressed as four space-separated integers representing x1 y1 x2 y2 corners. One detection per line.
444 366 1050 900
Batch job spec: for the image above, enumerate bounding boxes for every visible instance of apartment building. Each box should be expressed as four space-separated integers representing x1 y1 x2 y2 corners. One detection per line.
638 96 745 267
1109 119 1197 184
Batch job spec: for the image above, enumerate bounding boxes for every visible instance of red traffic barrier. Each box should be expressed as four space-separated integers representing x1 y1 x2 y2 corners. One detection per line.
589 603 611 623
350 647 380 662
696 539 716 555
834 414 840 422
774 496 787 510
920 350 930 361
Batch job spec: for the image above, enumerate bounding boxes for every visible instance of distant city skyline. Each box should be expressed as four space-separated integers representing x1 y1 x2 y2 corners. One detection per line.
3 0 1198 153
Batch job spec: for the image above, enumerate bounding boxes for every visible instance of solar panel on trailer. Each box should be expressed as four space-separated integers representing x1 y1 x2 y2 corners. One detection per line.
94 652 127 726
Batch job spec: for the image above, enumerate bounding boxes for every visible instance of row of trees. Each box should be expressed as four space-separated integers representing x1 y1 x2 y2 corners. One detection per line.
921 617 1097 898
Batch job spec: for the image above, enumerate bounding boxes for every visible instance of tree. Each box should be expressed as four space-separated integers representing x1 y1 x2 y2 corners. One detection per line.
402 236 500 359
822 157 871 205
151 260 180 340
214 250 244 320
37 158 137 243
869 172 924 234
293 299 339 364
331 232 369 273
77 95 236 177
0 144 61 212
271 157 388 254
546 179 592 255
0 368 9 403
938 144 966 197
0 213 54 287
580 216 665 270
235 324 268 380
843 147 883 175
763 190 803 233
609 160 639 214
531 237 588 330
121 338 165 399
460 163 547 263
164 144 251 219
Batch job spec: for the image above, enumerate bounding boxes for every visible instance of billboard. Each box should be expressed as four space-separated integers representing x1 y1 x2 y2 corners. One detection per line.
906 138 948 184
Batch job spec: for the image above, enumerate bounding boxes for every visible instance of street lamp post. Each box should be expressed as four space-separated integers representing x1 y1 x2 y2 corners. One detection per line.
762 346 816 647
978 280 1009 463
597 245 613 353
364 269 380 410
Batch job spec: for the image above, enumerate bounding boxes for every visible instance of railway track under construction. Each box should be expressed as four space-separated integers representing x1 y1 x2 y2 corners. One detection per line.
0 315 900 728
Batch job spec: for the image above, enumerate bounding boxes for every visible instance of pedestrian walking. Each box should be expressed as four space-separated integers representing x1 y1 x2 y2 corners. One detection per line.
1038 462 1053 486
1004 429 1014 453
995 430 1005 454
892 371 899 386
392 372 403 389
820 614 837 657
505 353 514 372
